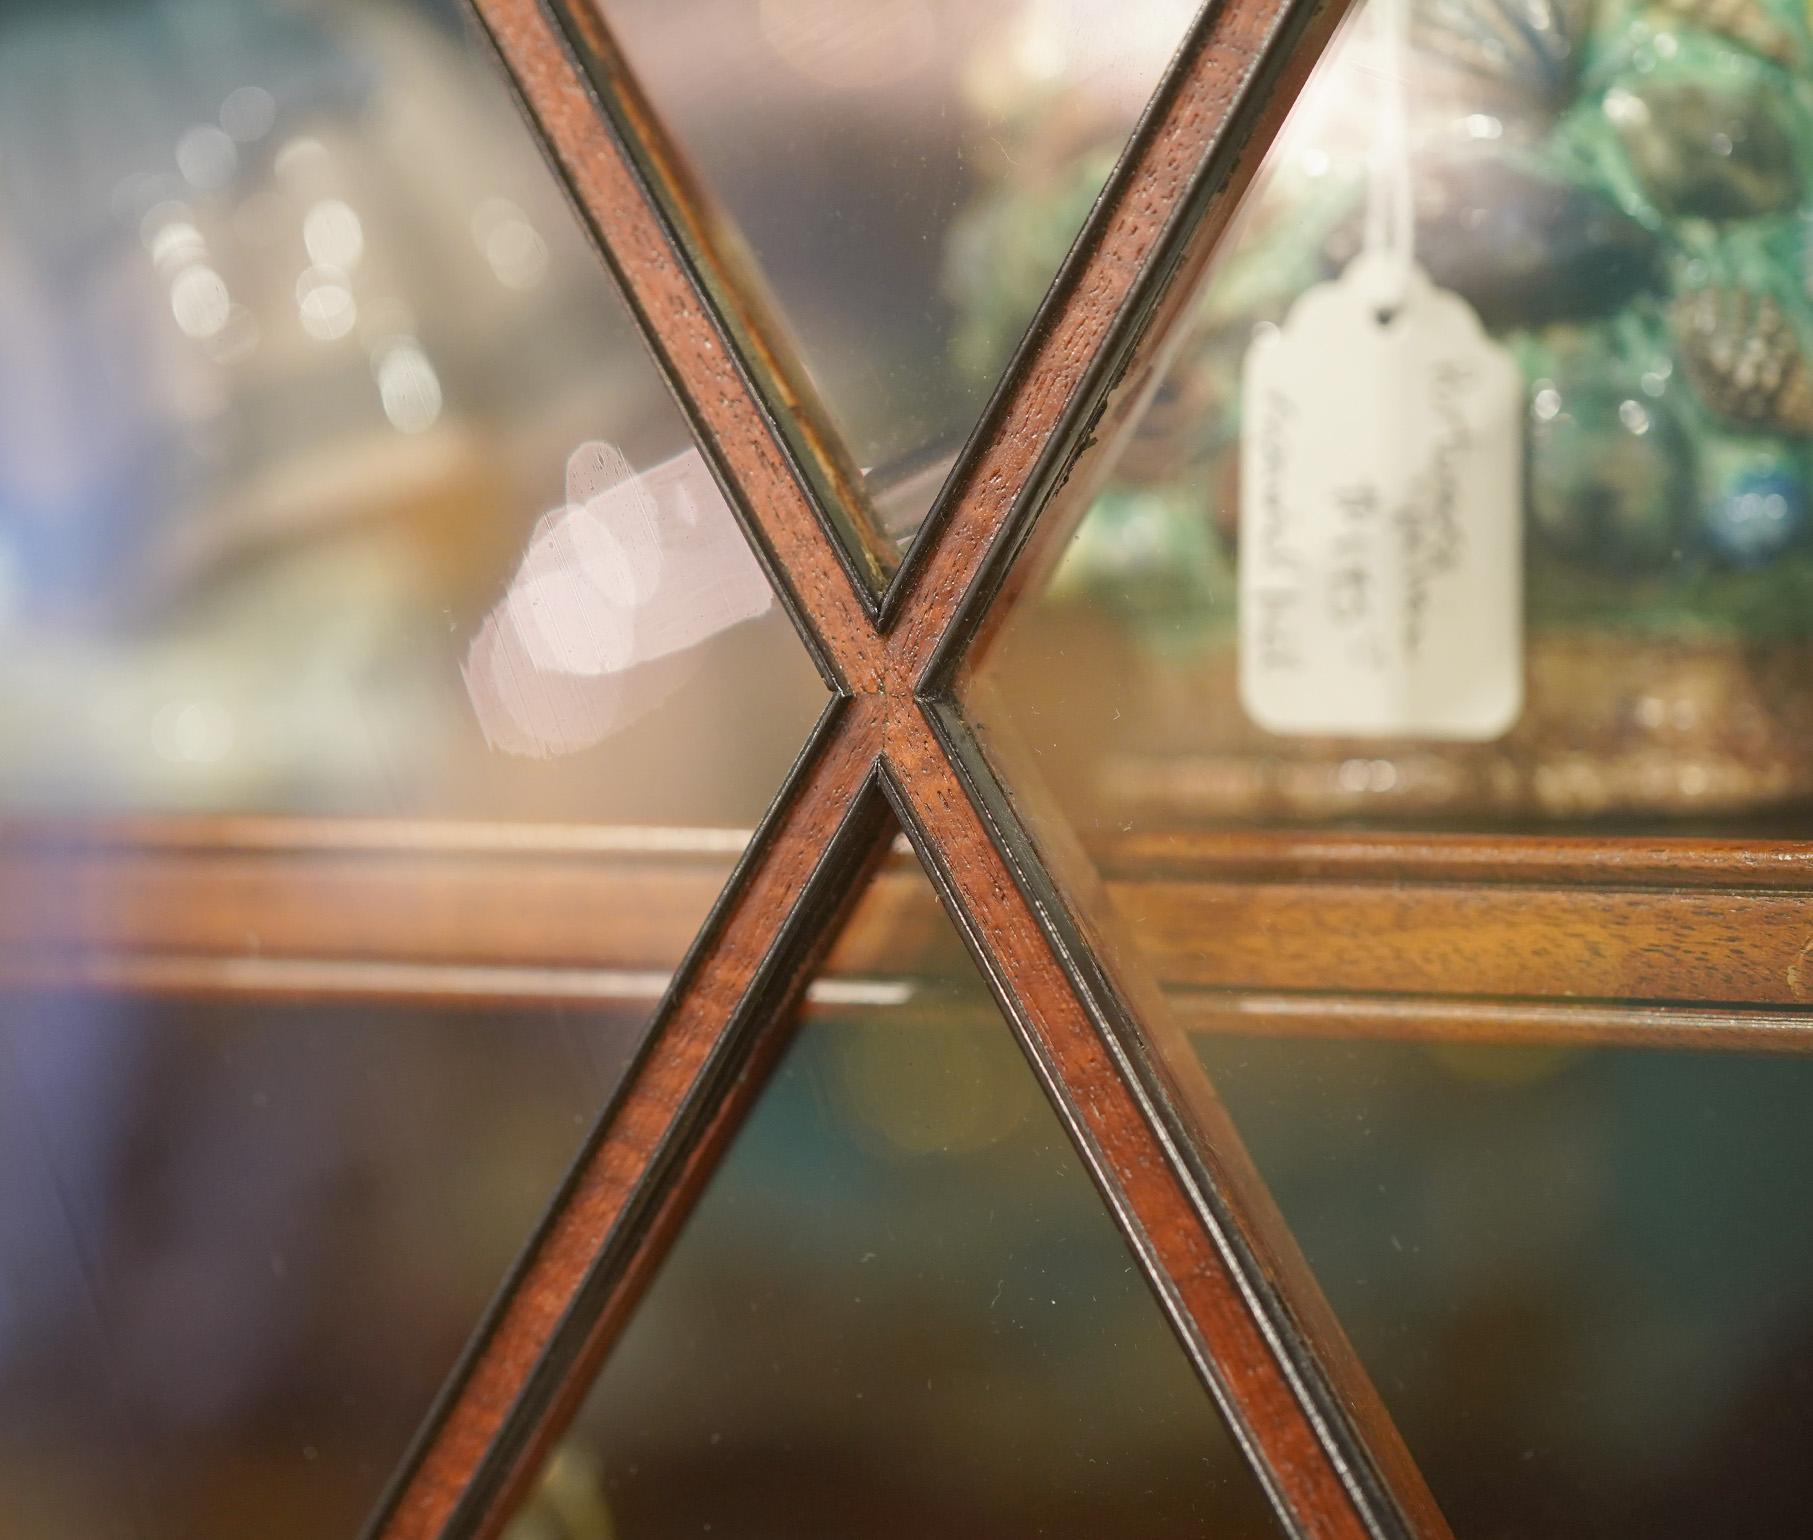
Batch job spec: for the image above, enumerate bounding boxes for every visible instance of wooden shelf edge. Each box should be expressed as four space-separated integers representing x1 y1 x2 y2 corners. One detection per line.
6 821 1813 1024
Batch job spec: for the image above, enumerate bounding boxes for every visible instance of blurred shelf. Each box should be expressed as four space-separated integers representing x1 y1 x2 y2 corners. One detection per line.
5 818 1813 1048
0 816 952 1006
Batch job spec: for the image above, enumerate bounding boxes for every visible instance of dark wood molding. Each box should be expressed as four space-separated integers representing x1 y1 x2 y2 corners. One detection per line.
422 0 1448 1533
882 704 1445 1540
14 825 1809 1028
1174 993 1813 1052
26 0 1793 1524
12 0 1491 1536
467 0 888 688
1099 829 1813 889
24 0 1800 1533
925 0 1357 689
367 697 890 1540
887 0 1353 676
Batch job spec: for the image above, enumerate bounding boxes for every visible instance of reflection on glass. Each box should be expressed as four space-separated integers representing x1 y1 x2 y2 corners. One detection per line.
0 0 822 819
969 0 1813 832
601 0 1200 550
1199 1037 1813 1537
506 854 1274 1540
0 996 637 1540
0 1 826 1532
956 0 1813 1527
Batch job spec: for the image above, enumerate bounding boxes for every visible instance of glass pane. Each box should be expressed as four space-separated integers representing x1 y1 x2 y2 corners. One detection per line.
0 995 636 1540
958 0 1813 1527
506 849 1277 1540
1199 1036 1813 1537
0 0 825 820
0 0 825 1533
598 0 1201 555
966 0 1813 836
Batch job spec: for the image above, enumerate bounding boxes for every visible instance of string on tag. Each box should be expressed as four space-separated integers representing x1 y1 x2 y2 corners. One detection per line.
1359 0 1414 324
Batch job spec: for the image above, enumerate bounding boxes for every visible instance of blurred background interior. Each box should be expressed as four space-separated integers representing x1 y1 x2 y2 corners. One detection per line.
7 0 1813 1537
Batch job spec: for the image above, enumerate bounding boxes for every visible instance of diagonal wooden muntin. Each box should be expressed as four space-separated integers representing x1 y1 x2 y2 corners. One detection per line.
367 3 1452 1538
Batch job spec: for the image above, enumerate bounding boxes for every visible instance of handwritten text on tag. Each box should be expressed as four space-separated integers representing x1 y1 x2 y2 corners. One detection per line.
1238 254 1523 740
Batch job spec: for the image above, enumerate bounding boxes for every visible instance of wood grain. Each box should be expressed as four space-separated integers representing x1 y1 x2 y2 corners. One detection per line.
7 0 1705 1532
883 705 1442 1540
369 698 886 1540
1101 829 1813 888
884 0 1350 679
1174 992 1813 1052
15 827 1812 1022
306 0 1465 1536
0 0 1675 1531
469 0 885 689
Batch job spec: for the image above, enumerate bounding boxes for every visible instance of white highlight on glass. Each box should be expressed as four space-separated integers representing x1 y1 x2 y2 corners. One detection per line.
170 266 231 340
303 199 364 272
176 124 238 190
758 0 937 90
142 202 205 272
220 85 277 143
273 136 329 183
464 444 774 758
373 339 443 433
296 265 356 341
151 700 235 766
472 198 549 291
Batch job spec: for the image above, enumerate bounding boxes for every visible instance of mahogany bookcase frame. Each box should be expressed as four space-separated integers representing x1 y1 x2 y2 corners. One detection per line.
12 1 1813 1538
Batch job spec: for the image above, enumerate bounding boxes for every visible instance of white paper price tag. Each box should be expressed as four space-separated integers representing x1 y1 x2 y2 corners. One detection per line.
1238 253 1523 740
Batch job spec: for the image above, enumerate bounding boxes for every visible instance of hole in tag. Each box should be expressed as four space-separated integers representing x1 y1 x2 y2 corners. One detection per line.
1374 305 1399 329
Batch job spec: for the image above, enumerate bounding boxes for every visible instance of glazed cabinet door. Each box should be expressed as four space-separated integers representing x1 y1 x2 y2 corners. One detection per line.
9 0 1813 1538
